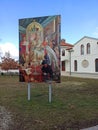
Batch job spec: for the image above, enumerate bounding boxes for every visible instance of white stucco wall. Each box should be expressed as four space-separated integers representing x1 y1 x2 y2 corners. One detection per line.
71 37 98 73
61 46 70 72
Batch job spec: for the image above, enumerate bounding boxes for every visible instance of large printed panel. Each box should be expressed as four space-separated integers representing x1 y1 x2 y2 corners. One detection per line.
19 15 61 83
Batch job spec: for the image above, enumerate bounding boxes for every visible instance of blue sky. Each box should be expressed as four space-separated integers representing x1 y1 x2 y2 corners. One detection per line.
0 0 98 59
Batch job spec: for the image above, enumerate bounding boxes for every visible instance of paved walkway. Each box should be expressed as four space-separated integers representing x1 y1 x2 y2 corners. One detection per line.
80 125 98 130
61 72 98 79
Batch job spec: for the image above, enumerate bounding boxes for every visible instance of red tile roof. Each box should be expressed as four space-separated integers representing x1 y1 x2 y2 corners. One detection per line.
60 40 73 47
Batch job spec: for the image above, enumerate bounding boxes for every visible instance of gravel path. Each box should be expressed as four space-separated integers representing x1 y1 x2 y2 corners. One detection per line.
0 106 13 130
81 125 98 130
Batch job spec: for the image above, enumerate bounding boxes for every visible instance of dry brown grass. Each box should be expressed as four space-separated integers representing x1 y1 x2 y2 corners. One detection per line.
0 75 98 130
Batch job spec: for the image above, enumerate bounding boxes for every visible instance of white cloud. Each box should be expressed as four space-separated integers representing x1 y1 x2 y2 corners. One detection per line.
93 32 98 37
93 27 98 37
0 42 19 60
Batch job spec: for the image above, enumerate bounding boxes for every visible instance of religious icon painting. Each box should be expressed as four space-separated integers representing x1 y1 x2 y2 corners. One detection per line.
19 15 61 83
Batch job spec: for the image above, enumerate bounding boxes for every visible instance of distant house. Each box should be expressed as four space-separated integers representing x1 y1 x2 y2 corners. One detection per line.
61 39 73 73
61 36 98 75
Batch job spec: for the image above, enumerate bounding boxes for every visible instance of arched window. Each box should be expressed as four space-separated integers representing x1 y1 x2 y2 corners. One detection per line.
62 49 65 56
62 61 65 71
74 60 77 71
95 59 98 72
81 44 84 55
87 43 90 54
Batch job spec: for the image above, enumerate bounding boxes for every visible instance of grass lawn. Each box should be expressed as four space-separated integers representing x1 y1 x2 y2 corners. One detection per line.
0 75 98 130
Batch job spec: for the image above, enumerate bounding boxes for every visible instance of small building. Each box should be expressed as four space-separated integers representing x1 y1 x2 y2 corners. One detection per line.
61 39 73 74
61 36 98 75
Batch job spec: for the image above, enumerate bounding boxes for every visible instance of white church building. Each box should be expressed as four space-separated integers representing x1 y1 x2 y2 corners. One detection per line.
61 36 98 76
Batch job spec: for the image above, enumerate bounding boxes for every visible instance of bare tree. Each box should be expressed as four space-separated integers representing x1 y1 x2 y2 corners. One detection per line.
1 52 19 71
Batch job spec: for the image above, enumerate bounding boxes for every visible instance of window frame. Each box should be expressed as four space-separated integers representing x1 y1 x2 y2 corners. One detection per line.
81 44 84 55
87 43 90 54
